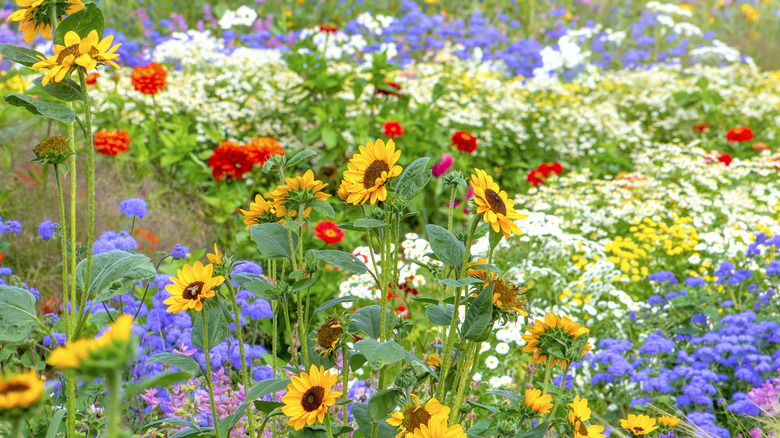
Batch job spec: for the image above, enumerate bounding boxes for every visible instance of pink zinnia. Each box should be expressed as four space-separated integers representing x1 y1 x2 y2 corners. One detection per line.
432 153 453 177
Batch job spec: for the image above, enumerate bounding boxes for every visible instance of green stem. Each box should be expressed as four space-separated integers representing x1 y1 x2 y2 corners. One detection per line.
325 413 333 438
226 280 256 437
11 418 22 438
545 366 570 422
378 212 392 343
106 368 122 438
54 165 70 339
282 297 299 369
298 289 309 368
447 185 456 233
67 368 76 438
201 310 221 438
449 341 478 422
541 356 553 394
151 93 160 145
341 340 349 425
371 368 387 438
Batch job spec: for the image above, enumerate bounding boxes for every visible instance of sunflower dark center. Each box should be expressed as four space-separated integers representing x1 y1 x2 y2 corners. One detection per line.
301 386 325 412
0 382 30 395
577 421 588 436
182 281 205 300
484 189 507 215
492 281 515 308
402 406 431 431
57 44 98 64
363 160 390 189
317 321 343 349
634 427 644 433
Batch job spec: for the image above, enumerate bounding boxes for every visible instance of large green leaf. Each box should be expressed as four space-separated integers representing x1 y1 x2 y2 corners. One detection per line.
76 250 156 302
45 409 67 438
395 157 431 201
0 286 40 343
54 3 104 45
461 284 494 342
33 76 83 102
354 339 407 369
148 352 201 374
249 223 298 261
191 302 228 351
426 224 465 268
286 149 317 168
246 378 291 401
308 249 368 274
4 94 77 123
367 389 403 422
425 304 454 326
352 403 397 438
349 305 394 340
0 44 45 67
125 371 192 398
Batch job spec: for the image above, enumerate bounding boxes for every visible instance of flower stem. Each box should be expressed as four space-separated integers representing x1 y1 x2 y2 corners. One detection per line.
449 340 477 422
151 93 160 145
298 289 309 368
67 368 76 438
106 368 122 438
378 212 392 343
201 310 221 438
54 165 70 339
325 413 334 438
341 320 350 425
282 297 299 369
447 185 456 233
11 418 21 438
225 280 256 437
545 366 570 422
541 356 553 394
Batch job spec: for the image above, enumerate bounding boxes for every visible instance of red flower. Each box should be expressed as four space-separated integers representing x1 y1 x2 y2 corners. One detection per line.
208 141 254 180
131 62 168 95
246 137 284 166
382 120 404 139
375 81 402 97
526 162 563 186
753 142 770 151
93 129 130 156
451 130 477 153
717 153 732 166
85 72 100 85
319 23 338 33
692 122 711 132
726 126 754 143
314 220 345 245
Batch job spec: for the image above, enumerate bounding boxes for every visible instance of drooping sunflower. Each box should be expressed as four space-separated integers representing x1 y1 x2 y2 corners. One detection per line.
267 169 331 219
0 370 45 410
470 169 526 239
521 312 592 369
411 415 467 438
281 365 342 430
313 318 343 357
387 394 450 438
48 314 134 369
163 261 224 314
239 194 278 229
7 0 84 43
32 30 121 86
523 388 553 415
657 415 680 428
568 396 605 438
342 138 403 205
620 414 658 436
488 277 528 316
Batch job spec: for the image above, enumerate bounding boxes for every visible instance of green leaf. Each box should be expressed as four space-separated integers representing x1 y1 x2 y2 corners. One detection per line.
461 284 494 342
515 422 550 438
0 286 40 343
437 277 481 288
394 157 431 201
243 279 282 301
76 250 156 303
322 125 337 148
425 304 454 326
46 409 67 438
254 401 285 414
191 302 228 351
246 378 291 401
309 200 335 218
143 418 201 432
291 277 316 293
354 339 407 369
314 295 356 314
4 94 77 123
148 352 201 374
352 403 397 438
426 224 465 268
308 249 368 274
353 218 387 228
486 390 522 408
33 76 83 101
286 149 317 168
54 3 104 45
349 305 394 340
125 371 192 398
367 389 403 422
488 227 503 250
0 44 45 67
250 223 298 261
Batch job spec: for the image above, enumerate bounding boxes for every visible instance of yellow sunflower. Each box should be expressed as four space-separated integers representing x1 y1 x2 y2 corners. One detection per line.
239 194 277 229
163 261 224 314
488 278 528 316
7 0 84 43
411 415 467 438
336 179 349 201
620 414 658 436
342 138 403 205
387 394 450 438
32 30 121 86
281 365 342 430
0 370 45 410
568 396 605 438
425 354 442 367
48 314 133 369
523 388 553 415
657 415 680 428
521 313 591 369
470 169 526 239
313 318 343 356
206 243 222 265
266 169 330 219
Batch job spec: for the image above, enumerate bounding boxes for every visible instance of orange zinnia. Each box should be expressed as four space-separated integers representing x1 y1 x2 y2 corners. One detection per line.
131 62 168 95
94 129 130 156
246 137 284 166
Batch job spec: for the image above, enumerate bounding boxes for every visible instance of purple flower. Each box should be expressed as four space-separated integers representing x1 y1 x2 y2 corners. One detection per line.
172 244 188 260
432 153 453 178
93 230 138 254
3 220 21 235
38 220 57 241
119 198 148 219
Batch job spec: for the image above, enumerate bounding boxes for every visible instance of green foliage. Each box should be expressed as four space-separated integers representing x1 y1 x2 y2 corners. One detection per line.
0 286 39 343
4 94 77 123
53 3 105 44
76 250 156 303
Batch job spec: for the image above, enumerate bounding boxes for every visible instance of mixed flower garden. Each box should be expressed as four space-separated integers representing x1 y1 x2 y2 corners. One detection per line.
1 0 780 437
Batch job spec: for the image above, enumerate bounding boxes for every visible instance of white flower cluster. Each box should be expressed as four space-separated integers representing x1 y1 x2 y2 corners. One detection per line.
218 6 258 30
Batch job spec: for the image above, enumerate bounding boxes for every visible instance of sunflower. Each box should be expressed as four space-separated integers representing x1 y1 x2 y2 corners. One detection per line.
32 30 121 86
489 278 528 316
267 169 331 219
568 396 605 438
620 414 658 436
206 243 222 265
0 370 45 410
521 313 592 369
48 315 133 369
336 179 349 201
7 0 84 43
523 388 553 415
163 261 224 314
281 365 342 430
426 354 442 368
657 416 680 428
342 138 403 205
239 194 278 229
387 395 450 438
411 416 467 438
313 318 343 357
470 169 526 239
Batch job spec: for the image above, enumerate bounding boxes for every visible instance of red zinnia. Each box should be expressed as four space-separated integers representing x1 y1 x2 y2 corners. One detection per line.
246 137 284 166
319 23 338 33
382 121 404 139
85 72 100 85
717 153 732 166
527 162 563 186
726 126 754 143
131 62 168 95
451 130 477 153
208 140 254 180
692 122 711 132
93 129 130 156
375 81 402 97
314 220 345 245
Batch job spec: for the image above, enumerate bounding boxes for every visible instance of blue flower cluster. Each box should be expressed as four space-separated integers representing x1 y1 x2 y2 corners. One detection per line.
93 230 139 254
119 198 148 219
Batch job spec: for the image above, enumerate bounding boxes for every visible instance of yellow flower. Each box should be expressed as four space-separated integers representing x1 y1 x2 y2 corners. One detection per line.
470 169 526 239
239 194 277 229
313 318 343 356
336 179 349 201
32 30 121 86
658 415 680 428
426 354 442 367
489 278 528 316
7 0 84 43
342 138 403 205
281 365 342 430
620 414 658 436
521 313 591 369
523 388 553 415
568 396 605 438
411 415 467 438
48 315 133 369
387 394 450 438
0 370 45 410
207 243 222 265
267 169 331 218
163 261 224 314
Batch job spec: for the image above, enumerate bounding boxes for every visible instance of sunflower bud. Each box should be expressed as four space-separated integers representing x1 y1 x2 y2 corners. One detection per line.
32 136 72 165
384 195 407 214
495 411 520 436
393 367 416 389
442 170 466 187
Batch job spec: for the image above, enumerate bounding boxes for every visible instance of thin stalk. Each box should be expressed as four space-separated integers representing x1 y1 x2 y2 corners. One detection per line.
541 356 554 394
151 93 160 145
298 289 309 368
341 339 350 425
67 369 76 438
371 368 387 438
282 297 299 369
325 414 333 438
447 185 456 233
378 212 392 343
201 310 221 438
545 366 570 422
11 418 21 438
225 280 256 437
449 341 478 421
54 165 70 339
106 368 122 438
